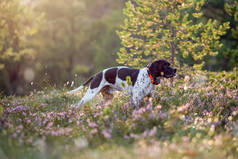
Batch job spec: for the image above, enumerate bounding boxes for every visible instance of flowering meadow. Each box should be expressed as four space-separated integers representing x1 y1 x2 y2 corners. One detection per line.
0 69 238 159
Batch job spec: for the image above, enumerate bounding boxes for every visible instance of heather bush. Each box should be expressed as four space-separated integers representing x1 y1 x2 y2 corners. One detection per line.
0 69 237 159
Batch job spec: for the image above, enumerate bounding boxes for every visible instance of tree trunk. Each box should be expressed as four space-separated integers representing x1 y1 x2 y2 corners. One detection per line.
67 56 74 82
170 26 176 65
170 41 175 65
68 14 76 83
170 41 175 87
170 26 176 86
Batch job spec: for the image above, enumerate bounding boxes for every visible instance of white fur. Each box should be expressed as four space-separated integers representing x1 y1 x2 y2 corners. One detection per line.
70 67 155 107
67 85 84 94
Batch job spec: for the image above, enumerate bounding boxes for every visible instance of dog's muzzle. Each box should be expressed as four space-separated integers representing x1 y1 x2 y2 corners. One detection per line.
164 67 176 78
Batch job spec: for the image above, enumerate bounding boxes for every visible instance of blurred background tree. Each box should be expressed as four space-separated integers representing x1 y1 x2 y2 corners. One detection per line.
0 0 43 95
0 0 237 95
116 0 229 69
30 0 124 89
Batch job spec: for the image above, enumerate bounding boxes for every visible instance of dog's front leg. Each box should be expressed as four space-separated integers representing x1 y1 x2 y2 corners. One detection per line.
131 93 143 108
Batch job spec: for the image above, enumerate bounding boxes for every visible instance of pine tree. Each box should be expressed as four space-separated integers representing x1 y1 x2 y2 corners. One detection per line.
225 0 238 68
225 0 238 39
117 0 230 69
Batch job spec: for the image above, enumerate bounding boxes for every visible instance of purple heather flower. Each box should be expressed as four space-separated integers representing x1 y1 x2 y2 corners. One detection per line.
102 129 112 139
88 122 97 128
9 105 29 113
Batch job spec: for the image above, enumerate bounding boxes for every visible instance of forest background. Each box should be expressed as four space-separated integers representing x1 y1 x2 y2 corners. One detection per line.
0 0 237 95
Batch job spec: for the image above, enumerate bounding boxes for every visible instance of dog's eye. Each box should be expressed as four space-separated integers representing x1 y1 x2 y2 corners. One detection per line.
164 63 169 67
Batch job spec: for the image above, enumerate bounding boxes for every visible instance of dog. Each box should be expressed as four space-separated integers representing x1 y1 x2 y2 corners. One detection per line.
68 59 176 107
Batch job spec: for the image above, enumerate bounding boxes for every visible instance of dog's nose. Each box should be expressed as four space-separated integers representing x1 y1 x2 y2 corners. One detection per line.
174 69 177 73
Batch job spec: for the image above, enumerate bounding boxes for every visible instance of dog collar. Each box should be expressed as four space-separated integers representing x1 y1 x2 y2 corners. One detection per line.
146 67 160 85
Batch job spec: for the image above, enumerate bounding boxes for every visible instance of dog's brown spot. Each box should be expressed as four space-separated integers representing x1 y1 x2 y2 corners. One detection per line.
118 68 139 86
90 72 103 89
144 96 150 103
105 68 118 84
101 86 113 101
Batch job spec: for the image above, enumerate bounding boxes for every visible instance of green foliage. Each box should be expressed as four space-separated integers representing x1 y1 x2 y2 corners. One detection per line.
0 0 237 96
31 0 124 86
224 0 238 69
89 10 124 72
225 0 238 39
117 0 230 69
126 76 132 86
0 0 43 94
0 0 124 95
198 0 238 71
31 0 93 84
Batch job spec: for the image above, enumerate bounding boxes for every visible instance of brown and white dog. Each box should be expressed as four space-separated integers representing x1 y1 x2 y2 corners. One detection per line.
68 59 176 107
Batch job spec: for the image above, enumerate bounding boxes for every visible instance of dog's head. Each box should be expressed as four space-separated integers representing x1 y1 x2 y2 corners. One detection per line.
148 59 176 78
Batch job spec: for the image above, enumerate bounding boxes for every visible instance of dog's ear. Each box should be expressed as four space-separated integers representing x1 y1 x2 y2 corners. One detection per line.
149 60 163 77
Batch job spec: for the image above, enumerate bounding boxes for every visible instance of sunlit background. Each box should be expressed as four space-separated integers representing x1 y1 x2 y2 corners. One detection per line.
0 0 237 96
0 0 125 95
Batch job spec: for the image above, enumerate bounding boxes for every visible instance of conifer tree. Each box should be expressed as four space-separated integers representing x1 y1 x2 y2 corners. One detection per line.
225 0 238 39
225 0 238 67
117 0 230 69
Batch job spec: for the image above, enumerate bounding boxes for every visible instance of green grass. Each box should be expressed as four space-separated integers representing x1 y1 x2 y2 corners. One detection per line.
0 70 238 159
